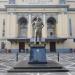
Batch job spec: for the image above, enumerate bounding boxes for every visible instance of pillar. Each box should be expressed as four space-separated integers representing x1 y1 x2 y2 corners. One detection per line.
27 14 32 38
6 13 10 38
6 13 17 38
42 13 47 38
10 13 18 38
56 13 69 38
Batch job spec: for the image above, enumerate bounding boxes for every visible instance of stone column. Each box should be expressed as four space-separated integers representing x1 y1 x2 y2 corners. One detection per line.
27 14 32 38
42 13 47 38
6 13 17 50
10 13 18 38
56 13 69 38
6 13 10 38
0 14 2 38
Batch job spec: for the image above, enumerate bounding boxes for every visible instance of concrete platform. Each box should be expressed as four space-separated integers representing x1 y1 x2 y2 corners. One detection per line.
8 60 69 72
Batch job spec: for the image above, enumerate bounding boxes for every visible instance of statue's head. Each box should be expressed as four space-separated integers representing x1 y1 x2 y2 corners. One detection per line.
32 17 44 29
36 17 41 22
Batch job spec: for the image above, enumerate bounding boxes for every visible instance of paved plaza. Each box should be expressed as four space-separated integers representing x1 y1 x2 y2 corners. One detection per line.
0 53 75 75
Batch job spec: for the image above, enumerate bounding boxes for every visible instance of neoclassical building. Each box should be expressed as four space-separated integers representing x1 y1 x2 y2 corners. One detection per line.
0 0 75 53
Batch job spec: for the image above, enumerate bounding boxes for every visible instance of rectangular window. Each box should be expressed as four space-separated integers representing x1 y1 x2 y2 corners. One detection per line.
69 18 72 36
2 19 5 37
9 0 15 4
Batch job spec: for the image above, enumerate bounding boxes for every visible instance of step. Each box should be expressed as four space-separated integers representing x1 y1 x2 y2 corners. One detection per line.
8 60 69 72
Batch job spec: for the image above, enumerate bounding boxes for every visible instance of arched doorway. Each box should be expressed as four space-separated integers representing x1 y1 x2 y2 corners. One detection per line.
47 17 56 52
18 17 28 52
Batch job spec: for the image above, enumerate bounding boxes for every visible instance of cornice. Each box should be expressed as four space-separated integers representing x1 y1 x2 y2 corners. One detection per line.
5 4 69 8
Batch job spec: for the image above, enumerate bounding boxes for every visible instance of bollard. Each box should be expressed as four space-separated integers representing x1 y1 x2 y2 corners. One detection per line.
58 52 59 62
16 52 18 61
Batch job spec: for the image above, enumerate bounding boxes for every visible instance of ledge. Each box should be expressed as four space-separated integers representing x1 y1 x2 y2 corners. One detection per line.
5 4 69 8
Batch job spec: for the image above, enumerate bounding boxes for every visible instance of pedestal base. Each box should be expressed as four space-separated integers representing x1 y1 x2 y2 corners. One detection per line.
29 46 47 64
8 60 69 72
28 61 47 64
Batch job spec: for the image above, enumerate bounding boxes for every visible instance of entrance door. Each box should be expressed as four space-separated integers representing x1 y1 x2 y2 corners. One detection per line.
19 42 25 52
50 42 56 52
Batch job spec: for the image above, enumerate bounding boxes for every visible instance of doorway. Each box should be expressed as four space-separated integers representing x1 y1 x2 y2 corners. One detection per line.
19 42 25 52
50 42 56 52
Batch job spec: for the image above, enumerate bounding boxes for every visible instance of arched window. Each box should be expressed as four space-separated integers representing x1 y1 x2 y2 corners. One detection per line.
18 17 28 26
47 17 56 37
47 17 56 29
18 17 28 38
47 17 56 25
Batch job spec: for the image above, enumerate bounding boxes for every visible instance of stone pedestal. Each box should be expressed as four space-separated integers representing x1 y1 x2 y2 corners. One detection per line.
28 46 47 64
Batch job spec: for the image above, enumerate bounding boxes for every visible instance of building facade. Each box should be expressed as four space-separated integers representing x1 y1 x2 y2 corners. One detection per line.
0 0 75 53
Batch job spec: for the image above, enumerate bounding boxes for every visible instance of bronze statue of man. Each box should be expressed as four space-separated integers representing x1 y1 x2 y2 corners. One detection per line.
32 17 44 43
